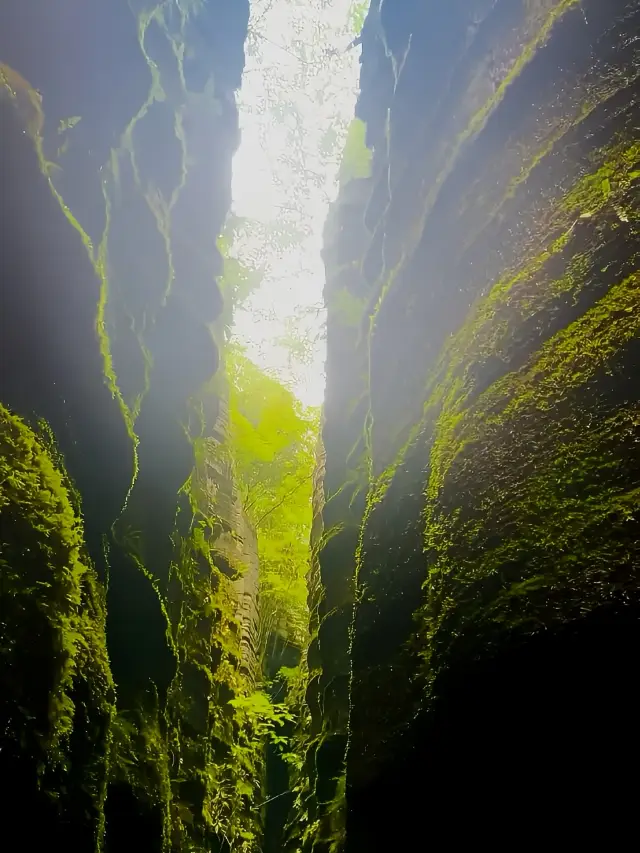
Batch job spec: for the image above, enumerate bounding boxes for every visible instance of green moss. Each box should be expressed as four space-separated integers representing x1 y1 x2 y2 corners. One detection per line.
0 404 115 848
348 90 640 764
419 394 640 674
370 0 582 325
462 1 580 143
313 1 640 846
2 60 141 504
3 3 251 850
367 136 640 498
480 271 639 422
162 478 264 850
421 172 638 504
458 68 639 258
562 141 640 216
109 705 173 845
327 287 368 329
339 118 372 186
503 95 602 202
411 230 639 691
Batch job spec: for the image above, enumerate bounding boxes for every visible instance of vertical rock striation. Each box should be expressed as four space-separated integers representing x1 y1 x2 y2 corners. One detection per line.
318 0 640 849
4 1 640 850
1 3 263 850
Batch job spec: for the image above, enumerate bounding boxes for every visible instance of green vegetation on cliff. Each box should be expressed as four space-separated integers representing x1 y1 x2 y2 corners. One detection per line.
5 1 639 852
0 405 115 850
227 345 319 656
311 1 640 849
2 1 257 850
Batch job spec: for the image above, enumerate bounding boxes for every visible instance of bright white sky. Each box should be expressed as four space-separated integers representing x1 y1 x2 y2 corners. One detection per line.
231 0 364 407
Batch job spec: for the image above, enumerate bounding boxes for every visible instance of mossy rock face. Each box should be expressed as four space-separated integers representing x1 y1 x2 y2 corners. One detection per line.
2 2 257 848
316 0 640 850
0 79 136 567
0 404 115 851
285 165 374 852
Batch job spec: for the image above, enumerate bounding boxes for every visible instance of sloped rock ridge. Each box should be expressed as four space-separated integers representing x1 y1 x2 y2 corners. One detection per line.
314 0 640 850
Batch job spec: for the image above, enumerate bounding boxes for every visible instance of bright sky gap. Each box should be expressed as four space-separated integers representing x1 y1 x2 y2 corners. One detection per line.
231 0 365 407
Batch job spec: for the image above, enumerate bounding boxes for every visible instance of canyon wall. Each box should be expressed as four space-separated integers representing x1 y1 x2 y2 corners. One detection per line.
0 3 266 850
316 0 640 849
3 1 640 851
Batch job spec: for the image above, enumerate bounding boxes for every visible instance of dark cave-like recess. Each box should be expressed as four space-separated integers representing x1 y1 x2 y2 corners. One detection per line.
348 601 640 848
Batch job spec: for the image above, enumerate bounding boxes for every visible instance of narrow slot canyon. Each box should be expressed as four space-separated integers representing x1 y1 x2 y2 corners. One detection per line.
1 2 639 851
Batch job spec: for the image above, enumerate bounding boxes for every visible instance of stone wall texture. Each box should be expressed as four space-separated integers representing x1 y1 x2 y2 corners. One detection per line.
317 1 640 849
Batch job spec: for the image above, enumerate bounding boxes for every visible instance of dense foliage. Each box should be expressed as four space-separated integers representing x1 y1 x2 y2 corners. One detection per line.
227 344 319 659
